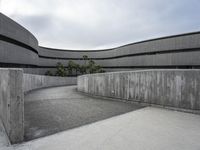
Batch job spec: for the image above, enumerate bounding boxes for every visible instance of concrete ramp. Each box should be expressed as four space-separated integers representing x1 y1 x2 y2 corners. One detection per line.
15 107 200 150
0 120 10 148
24 86 143 141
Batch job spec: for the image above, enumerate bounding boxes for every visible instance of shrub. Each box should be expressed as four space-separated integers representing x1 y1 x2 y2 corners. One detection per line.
55 62 67 77
44 55 105 77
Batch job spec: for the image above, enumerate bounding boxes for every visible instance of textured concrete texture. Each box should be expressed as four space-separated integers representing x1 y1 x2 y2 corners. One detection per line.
13 107 200 150
23 74 76 92
78 69 200 112
0 120 10 148
24 86 143 141
0 69 24 144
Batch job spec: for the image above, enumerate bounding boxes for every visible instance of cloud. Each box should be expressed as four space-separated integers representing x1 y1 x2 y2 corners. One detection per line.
1 0 200 50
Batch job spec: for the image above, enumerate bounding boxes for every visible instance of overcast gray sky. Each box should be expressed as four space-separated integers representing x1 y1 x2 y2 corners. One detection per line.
1 0 200 50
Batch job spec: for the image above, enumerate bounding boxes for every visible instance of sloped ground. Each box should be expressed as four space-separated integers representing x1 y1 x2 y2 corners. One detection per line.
14 107 200 150
0 120 10 148
24 86 143 141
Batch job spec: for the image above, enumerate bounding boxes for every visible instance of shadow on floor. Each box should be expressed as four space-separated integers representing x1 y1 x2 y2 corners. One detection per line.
24 86 144 141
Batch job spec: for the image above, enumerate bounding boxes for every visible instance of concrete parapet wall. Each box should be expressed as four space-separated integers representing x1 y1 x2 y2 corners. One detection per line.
0 69 24 144
0 69 77 144
78 70 200 112
23 74 77 92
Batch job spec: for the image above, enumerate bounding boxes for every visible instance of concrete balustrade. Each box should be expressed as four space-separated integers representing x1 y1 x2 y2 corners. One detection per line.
78 70 200 112
23 74 77 92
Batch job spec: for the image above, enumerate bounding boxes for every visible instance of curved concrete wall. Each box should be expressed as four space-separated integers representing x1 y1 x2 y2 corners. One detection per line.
23 74 76 92
0 68 77 144
0 13 39 74
1 13 200 74
77 70 200 113
0 13 38 50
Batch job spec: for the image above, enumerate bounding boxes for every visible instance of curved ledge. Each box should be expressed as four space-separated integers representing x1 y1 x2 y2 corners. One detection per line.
0 34 38 54
38 47 200 60
40 31 200 52
0 13 38 51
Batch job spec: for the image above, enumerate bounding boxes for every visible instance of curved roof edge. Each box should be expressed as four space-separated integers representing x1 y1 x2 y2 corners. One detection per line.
0 13 39 45
39 31 200 52
2 13 200 53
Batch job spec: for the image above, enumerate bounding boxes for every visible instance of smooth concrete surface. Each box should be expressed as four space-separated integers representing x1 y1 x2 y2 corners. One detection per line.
24 86 143 141
11 107 200 150
0 41 39 66
78 69 200 112
38 32 200 59
23 74 77 92
0 69 24 144
0 13 38 51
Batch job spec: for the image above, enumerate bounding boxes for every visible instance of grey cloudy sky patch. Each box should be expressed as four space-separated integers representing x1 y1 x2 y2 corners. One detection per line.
1 0 200 50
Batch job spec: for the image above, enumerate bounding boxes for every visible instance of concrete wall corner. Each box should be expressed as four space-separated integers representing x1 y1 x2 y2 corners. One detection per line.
0 69 24 144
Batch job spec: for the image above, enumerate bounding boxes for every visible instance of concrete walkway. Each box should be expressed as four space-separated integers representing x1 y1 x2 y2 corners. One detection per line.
0 120 10 149
13 107 200 150
24 86 143 141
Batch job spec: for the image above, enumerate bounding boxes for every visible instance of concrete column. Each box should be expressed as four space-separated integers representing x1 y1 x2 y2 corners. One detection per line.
0 69 24 144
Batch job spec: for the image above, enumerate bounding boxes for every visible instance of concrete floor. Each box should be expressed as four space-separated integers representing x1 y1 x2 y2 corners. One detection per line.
24 86 143 141
13 107 200 150
0 120 10 148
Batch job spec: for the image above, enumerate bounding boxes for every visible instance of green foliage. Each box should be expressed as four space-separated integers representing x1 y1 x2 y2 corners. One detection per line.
67 60 81 76
55 62 67 77
83 55 89 65
74 63 80 75
88 60 96 73
67 60 74 75
44 55 105 77
79 65 87 74
87 59 105 74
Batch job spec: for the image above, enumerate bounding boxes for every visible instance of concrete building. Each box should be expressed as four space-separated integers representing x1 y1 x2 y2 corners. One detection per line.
1 13 200 150
1 12 200 75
